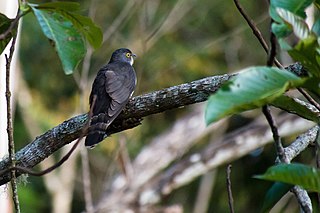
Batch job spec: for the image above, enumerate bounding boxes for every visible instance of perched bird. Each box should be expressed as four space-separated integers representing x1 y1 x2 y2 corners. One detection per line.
85 48 137 148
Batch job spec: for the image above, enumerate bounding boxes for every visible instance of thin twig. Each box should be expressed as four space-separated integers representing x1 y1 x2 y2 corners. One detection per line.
5 9 20 212
261 18 286 162
298 88 320 112
233 0 282 68
226 164 234 213
0 96 96 179
0 12 25 40
267 29 277 67
262 106 285 162
0 136 83 178
316 125 320 208
78 2 98 207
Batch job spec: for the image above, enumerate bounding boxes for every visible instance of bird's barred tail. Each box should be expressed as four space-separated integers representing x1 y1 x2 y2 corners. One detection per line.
85 113 111 148
85 133 104 148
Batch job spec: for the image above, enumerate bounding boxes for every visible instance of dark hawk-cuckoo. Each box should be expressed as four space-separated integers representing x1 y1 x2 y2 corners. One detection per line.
85 48 137 148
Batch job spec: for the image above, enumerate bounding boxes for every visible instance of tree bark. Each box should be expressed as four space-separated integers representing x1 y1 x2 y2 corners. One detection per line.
0 73 232 185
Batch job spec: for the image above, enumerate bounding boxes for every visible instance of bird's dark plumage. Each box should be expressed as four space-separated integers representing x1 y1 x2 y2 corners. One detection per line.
85 48 137 148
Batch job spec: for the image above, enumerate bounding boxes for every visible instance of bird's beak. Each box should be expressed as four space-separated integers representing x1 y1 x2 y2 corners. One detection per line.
130 54 136 66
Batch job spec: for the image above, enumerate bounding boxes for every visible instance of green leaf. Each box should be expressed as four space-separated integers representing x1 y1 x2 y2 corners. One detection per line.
314 0 320 10
255 163 320 192
32 2 80 11
58 12 102 49
272 95 320 123
269 5 282 23
271 22 292 39
30 6 86 74
312 19 320 36
30 2 102 49
302 77 320 96
270 0 313 18
288 37 320 77
276 8 310 39
29 2 103 74
205 67 305 125
261 182 293 213
0 13 17 54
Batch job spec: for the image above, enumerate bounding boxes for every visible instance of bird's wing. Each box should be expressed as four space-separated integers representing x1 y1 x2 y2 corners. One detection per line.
104 68 135 118
89 70 110 115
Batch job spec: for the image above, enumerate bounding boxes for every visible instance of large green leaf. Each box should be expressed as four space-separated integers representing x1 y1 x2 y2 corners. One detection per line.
33 2 102 49
255 163 320 192
29 2 102 74
270 0 313 19
205 67 305 125
30 5 86 74
0 13 16 54
272 95 320 123
261 182 293 213
59 12 102 49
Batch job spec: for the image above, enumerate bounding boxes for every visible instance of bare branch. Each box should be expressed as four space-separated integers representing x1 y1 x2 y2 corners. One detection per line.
262 106 285 162
0 73 231 185
292 187 312 213
0 63 308 186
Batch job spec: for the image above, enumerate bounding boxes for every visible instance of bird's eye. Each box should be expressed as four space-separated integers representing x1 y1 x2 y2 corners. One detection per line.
126 53 131 58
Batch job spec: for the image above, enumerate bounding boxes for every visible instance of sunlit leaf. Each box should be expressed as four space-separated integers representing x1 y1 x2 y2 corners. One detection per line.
0 13 16 54
261 182 292 213
276 8 310 39
255 163 320 192
270 0 313 18
30 4 86 74
205 67 305 125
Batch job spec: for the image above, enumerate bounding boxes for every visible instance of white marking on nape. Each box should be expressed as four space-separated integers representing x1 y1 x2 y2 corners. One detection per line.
130 56 134 65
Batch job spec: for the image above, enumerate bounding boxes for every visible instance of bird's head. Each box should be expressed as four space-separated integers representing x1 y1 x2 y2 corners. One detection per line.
109 48 136 65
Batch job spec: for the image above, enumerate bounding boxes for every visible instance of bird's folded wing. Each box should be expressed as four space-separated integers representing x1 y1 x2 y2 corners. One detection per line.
104 70 134 117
